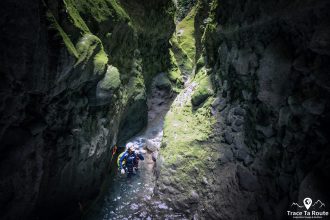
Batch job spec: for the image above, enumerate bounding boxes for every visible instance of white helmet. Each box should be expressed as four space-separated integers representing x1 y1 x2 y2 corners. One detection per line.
126 142 134 150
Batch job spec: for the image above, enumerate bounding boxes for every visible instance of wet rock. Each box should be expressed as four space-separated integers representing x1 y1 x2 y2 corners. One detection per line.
236 165 260 192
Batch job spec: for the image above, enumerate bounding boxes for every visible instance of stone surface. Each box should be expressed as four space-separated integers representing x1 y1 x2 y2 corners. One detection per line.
1 0 330 219
0 0 175 219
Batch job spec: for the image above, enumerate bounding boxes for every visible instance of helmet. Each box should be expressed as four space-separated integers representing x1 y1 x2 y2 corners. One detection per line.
126 142 134 150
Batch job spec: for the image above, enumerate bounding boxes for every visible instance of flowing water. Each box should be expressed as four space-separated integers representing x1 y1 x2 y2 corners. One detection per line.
84 74 186 220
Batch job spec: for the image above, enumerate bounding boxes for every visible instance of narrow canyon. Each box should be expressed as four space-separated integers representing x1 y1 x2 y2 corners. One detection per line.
0 0 329 219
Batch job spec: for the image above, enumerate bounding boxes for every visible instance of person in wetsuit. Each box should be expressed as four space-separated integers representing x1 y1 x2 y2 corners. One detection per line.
119 145 144 175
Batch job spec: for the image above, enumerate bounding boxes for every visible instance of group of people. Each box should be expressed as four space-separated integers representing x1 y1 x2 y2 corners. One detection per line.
117 142 144 176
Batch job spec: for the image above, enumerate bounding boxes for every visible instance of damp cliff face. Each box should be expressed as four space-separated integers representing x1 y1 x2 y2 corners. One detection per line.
206 0 330 218
1 0 330 219
157 0 330 219
0 0 175 219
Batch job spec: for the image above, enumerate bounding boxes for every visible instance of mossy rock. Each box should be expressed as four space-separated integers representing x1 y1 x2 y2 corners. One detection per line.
99 65 121 90
75 34 103 68
155 74 172 91
94 50 108 75
191 87 213 106
176 6 197 62
168 49 184 85
161 83 215 183
191 76 214 106
196 55 205 72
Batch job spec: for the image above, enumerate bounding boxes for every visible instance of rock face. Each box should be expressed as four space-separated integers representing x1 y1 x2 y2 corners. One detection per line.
206 0 330 218
0 0 175 219
1 0 330 219
210 0 330 209
157 0 330 219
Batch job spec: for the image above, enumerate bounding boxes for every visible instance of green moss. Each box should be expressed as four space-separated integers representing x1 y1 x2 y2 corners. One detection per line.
191 70 214 106
161 84 215 180
46 11 78 58
170 36 193 73
63 0 130 37
75 33 108 72
108 0 130 21
176 6 197 63
64 0 90 33
123 73 146 104
175 0 196 21
99 65 121 90
94 50 108 75
168 49 183 85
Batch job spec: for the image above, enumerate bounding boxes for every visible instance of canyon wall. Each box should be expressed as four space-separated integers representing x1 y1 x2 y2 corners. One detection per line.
1 0 329 219
0 0 175 219
157 0 330 219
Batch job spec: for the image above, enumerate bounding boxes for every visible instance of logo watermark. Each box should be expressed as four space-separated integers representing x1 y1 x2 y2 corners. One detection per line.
287 198 328 219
